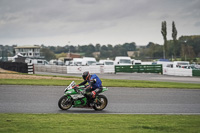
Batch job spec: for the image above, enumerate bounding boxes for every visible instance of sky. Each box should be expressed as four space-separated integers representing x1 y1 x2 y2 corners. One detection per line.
0 0 200 46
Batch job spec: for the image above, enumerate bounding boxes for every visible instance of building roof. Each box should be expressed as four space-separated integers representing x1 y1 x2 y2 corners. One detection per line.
14 45 41 49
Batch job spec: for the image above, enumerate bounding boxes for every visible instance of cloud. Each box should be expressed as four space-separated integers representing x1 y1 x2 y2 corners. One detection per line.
0 0 200 45
194 22 200 27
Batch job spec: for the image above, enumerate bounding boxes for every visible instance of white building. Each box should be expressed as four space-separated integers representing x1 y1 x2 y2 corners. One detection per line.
14 45 41 58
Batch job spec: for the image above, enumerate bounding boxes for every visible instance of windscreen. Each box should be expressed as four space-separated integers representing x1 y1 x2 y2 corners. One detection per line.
177 63 189 65
105 62 114 65
88 61 96 65
119 59 131 64
75 62 82 65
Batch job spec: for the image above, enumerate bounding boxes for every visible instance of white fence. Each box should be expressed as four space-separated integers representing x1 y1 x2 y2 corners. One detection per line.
35 65 67 74
35 65 196 76
163 67 192 76
67 65 115 74
35 65 115 74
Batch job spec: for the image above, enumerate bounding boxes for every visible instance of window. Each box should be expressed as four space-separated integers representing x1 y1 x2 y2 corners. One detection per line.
119 59 131 64
37 61 43 64
105 62 114 65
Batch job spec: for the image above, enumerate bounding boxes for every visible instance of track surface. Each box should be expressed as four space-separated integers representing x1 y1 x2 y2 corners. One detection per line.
0 85 200 114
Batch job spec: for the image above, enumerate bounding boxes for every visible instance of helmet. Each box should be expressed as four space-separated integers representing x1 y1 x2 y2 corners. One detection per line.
82 71 90 80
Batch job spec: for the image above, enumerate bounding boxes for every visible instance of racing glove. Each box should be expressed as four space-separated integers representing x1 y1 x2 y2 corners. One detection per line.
91 91 96 98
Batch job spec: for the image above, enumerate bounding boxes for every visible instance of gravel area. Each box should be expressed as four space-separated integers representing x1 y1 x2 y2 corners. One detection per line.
0 68 81 80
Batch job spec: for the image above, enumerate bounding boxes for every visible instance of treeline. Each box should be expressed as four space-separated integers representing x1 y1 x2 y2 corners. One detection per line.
40 35 200 61
159 21 200 62
41 42 137 60
141 35 200 61
1 35 200 62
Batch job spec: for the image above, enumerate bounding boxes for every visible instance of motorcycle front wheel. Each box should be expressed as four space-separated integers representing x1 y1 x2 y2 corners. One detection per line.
58 96 72 110
93 95 108 111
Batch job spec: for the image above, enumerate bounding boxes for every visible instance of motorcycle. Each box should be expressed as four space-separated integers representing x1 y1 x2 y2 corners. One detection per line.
58 81 108 111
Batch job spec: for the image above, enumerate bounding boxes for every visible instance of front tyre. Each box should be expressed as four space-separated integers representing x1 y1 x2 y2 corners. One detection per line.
93 95 108 111
58 96 72 110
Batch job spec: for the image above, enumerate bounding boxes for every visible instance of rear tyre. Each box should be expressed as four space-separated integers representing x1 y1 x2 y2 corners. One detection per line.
93 95 108 111
58 96 72 110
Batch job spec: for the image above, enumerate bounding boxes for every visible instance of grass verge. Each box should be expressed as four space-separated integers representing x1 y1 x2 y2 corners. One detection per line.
0 114 200 133
0 78 200 89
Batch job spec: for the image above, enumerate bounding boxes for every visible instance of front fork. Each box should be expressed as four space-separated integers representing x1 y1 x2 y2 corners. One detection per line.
95 96 102 106
64 96 72 105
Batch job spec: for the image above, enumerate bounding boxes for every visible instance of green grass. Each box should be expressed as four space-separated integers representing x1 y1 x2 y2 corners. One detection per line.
0 78 200 89
30 73 82 79
0 74 199 133
102 79 200 89
0 114 199 133
0 73 199 88
0 79 78 86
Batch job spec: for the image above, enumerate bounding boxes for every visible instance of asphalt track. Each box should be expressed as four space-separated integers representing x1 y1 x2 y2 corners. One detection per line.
0 85 200 114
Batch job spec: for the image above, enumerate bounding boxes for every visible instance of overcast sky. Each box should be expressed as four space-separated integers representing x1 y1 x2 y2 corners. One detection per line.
0 0 200 46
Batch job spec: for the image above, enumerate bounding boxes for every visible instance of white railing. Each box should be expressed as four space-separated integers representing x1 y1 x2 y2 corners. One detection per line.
34 65 67 74
34 65 115 74
163 67 192 76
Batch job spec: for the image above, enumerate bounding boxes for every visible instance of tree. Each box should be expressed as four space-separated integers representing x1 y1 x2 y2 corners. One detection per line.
100 45 109 58
167 40 175 60
179 35 200 57
161 21 167 59
122 42 136 51
41 48 56 61
112 45 127 57
172 21 178 59
107 44 113 51
180 43 196 61
69 45 76 53
85 44 95 57
144 42 163 59
146 42 156 58
95 44 101 52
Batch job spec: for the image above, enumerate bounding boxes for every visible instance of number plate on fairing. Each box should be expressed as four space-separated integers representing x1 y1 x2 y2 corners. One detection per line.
71 94 84 99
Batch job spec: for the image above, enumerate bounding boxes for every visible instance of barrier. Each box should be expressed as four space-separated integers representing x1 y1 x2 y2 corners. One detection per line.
0 62 28 73
66 65 115 74
192 70 200 77
102 65 115 73
163 67 192 76
35 65 115 74
27 63 34 74
115 65 162 74
34 65 67 74
67 66 99 73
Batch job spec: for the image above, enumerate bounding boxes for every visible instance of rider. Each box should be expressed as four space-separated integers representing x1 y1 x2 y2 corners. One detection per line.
77 71 102 106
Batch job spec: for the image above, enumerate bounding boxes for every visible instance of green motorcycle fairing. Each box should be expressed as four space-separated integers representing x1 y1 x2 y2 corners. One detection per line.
102 87 108 92
64 85 86 107
64 86 108 95
64 85 108 107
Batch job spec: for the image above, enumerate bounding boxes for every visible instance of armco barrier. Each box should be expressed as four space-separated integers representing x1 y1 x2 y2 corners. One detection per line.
115 65 162 74
192 70 200 76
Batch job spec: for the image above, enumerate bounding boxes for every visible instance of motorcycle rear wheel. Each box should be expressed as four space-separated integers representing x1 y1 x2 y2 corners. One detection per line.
93 95 108 111
58 96 72 110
